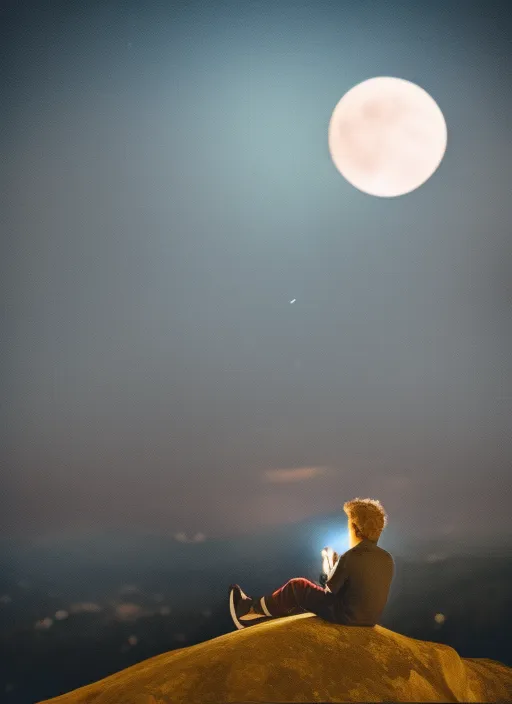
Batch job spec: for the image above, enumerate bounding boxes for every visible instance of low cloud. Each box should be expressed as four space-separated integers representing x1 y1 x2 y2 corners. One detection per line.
173 531 206 543
69 602 103 614
262 466 332 484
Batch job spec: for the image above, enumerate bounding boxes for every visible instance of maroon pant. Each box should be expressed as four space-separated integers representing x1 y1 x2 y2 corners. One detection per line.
262 577 337 621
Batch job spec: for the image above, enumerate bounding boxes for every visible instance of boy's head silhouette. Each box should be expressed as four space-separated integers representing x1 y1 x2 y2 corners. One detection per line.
344 498 388 546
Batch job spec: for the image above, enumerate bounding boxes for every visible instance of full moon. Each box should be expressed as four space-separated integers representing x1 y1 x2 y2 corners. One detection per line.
328 76 447 198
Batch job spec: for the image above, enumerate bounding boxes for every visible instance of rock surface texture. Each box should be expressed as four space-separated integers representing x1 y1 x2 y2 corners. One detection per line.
39 612 512 703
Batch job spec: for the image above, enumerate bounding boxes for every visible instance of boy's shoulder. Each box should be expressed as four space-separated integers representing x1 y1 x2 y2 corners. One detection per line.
347 540 394 563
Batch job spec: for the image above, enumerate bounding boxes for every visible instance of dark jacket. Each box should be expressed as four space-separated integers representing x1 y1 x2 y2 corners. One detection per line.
326 538 394 626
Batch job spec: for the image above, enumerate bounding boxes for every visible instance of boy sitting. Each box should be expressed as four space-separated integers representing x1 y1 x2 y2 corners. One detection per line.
229 497 394 629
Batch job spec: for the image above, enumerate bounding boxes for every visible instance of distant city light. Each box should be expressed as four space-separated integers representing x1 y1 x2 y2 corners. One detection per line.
426 553 447 563
35 617 53 630
127 635 138 646
115 603 143 621
55 610 69 621
434 613 446 624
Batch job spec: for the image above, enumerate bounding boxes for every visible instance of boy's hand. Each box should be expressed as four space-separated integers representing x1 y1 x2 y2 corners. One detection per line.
321 547 339 575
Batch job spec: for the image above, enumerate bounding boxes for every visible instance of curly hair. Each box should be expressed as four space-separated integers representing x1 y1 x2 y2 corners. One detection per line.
343 497 388 542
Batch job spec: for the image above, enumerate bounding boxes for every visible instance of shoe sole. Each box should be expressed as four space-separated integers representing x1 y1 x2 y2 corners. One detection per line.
230 589 272 630
229 587 244 630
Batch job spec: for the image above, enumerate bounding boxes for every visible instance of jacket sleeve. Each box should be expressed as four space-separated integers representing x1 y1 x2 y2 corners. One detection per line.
326 552 350 595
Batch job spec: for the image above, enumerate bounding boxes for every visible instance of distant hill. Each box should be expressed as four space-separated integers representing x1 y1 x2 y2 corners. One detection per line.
38 612 511 703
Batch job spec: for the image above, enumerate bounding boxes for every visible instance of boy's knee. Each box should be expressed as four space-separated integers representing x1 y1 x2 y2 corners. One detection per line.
289 577 311 591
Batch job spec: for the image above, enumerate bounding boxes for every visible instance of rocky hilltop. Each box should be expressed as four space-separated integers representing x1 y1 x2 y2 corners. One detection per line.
39 612 512 703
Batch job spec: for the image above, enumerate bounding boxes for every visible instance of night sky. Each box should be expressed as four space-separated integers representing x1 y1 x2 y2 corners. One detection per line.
2 1 511 545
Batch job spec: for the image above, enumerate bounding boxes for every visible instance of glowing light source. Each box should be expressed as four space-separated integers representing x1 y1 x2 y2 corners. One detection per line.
322 530 348 553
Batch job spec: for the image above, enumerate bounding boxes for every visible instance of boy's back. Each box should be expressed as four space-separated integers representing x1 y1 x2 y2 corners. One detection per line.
327 538 394 626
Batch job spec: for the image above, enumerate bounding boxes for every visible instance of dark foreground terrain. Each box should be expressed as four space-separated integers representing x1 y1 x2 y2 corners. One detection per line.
0 525 510 703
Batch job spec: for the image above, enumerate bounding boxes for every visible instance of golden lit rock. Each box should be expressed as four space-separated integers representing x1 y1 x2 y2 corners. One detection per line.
37 613 512 703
